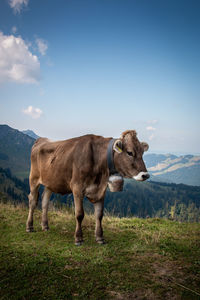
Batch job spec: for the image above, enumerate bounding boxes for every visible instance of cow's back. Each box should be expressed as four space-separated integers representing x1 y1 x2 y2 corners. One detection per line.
30 137 76 193
29 135 106 194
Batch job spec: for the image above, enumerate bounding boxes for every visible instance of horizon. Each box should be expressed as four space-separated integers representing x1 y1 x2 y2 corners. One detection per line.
0 0 200 154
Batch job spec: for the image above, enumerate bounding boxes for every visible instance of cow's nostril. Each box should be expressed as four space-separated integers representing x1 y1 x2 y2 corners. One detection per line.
142 173 150 180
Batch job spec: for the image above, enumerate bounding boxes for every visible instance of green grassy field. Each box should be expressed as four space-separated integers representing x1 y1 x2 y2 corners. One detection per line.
0 202 200 300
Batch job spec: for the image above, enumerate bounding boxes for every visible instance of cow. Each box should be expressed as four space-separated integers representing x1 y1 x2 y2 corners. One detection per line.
26 130 149 245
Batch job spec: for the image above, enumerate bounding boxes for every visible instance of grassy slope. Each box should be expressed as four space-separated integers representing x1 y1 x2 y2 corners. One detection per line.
0 203 200 300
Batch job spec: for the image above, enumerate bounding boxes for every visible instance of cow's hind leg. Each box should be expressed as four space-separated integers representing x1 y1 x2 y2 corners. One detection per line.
26 184 39 232
94 200 105 244
41 187 52 231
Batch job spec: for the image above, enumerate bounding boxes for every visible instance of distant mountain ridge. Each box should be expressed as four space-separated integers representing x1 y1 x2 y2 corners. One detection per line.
22 130 39 139
144 153 200 186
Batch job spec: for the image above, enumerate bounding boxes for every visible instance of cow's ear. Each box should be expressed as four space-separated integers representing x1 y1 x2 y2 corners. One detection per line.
141 142 149 152
113 139 123 153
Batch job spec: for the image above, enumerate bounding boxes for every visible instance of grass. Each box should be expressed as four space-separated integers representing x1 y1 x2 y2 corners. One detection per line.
0 202 200 299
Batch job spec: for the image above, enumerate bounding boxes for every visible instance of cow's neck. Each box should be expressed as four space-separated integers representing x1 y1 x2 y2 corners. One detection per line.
107 139 118 175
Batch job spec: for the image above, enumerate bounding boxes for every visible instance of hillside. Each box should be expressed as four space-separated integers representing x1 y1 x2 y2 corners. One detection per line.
144 153 200 186
0 125 35 179
0 168 29 204
104 179 200 222
0 202 200 299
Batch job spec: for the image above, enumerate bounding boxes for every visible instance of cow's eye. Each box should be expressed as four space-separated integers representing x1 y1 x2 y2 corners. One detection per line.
127 151 134 157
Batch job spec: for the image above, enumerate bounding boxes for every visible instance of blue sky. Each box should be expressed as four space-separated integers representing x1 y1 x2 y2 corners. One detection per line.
0 0 200 154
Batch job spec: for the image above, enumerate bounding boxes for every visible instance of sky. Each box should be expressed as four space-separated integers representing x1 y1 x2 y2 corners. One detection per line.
0 0 200 154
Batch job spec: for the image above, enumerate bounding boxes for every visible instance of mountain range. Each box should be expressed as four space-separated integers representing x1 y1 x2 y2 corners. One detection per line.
144 153 200 186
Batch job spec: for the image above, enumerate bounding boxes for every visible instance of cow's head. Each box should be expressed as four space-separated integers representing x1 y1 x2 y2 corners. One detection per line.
113 130 150 181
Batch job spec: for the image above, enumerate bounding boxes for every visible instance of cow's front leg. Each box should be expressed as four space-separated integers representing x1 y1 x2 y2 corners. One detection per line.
94 199 105 244
73 191 84 246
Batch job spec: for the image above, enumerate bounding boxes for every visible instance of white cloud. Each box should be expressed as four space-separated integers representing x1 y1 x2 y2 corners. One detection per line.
35 38 48 56
0 31 40 84
146 126 156 131
22 106 43 119
146 124 156 141
8 0 29 14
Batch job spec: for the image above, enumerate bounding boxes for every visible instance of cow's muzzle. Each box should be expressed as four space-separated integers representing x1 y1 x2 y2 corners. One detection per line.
133 172 150 181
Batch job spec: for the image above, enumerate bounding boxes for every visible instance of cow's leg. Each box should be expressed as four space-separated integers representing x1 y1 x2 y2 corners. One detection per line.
41 187 52 231
94 199 105 244
73 190 84 246
26 184 39 232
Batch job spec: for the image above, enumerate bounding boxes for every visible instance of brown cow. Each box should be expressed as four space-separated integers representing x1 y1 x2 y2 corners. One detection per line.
26 130 149 245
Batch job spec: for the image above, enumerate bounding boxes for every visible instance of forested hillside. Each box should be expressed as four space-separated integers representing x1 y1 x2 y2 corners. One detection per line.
0 168 29 203
0 125 34 179
105 180 200 222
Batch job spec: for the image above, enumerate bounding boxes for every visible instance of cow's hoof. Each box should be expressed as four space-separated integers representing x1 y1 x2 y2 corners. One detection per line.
26 227 34 232
42 227 49 231
96 239 106 245
75 241 83 246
